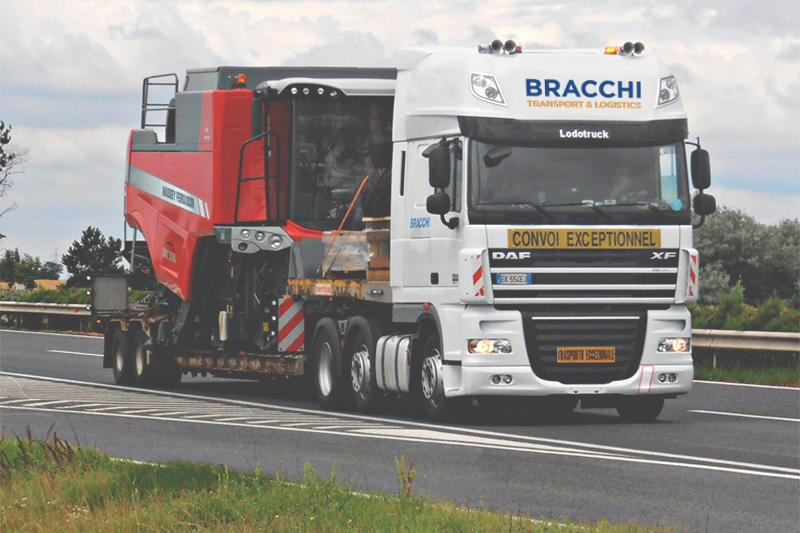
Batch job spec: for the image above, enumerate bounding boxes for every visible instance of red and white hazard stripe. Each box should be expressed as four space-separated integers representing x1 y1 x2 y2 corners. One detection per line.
687 250 698 300
278 296 305 352
473 253 485 297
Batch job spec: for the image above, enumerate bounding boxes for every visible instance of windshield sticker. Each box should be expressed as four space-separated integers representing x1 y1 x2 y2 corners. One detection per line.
671 199 683 211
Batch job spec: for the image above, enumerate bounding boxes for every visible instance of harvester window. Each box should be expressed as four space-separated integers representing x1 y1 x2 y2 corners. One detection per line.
290 97 393 231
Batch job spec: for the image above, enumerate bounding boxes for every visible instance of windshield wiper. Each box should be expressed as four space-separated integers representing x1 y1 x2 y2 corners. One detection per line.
611 202 673 222
511 203 557 222
543 201 614 222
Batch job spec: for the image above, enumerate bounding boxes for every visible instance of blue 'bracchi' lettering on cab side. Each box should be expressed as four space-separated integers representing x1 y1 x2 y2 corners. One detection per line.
410 217 431 229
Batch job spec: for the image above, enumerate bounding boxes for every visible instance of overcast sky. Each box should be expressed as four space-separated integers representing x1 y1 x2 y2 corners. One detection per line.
1 0 798 264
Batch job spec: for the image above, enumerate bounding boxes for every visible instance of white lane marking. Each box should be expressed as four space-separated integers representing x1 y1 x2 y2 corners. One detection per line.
22 400 76 407
1 329 100 339
47 350 103 358
694 380 798 392
3 371 798 478
689 410 800 423
3 404 798 481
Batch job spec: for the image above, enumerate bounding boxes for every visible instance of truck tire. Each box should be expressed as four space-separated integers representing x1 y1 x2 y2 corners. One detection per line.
313 318 347 410
133 330 155 387
112 329 134 385
346 317 384 414
616 396 665 422
416 333 471 421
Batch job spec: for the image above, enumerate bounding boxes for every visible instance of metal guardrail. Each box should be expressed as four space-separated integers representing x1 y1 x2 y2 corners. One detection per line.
0 301 90 316
1 301 798 352
692 329 800 352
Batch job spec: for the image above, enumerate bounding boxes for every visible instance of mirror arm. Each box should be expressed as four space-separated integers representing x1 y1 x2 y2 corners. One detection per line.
692 214 706 230
440 214 459 230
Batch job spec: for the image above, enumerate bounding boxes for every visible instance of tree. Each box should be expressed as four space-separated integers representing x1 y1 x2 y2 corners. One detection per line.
694 206 800 308
0 248 21 283
14 254 43 289
40 261 64 280
0 121 27 226
62 227 125 287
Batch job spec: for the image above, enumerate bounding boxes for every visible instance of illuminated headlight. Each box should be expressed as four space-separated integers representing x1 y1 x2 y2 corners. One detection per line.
470 73 506 106
240 229 251 239
658 76 679 106
267 234 284 249
468 339 512 354
657 338 691 353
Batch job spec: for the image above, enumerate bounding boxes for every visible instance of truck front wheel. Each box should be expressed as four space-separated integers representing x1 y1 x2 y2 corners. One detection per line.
112 329 134 385
616 396 665 422
416 333 470 421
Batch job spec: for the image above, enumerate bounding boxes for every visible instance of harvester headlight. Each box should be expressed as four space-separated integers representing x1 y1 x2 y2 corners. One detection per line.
658 76 679 106
240 229 251 239
657 337 691 353
470 73 506 106
468 339 512 354
267 234 284 249
255 231 266 242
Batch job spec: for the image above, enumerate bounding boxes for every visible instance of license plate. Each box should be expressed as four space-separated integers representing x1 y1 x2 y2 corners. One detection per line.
557 346 616 363
497 273 531 285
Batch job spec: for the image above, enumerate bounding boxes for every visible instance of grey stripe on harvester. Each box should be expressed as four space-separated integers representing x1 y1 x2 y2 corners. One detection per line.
128 166 210 219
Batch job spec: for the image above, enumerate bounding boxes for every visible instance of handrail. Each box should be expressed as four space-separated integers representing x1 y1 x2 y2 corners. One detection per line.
234 130 282 223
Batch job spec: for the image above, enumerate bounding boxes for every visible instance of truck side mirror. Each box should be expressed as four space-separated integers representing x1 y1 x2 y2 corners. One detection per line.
428 145 451 188
693 192 716 216
691 148 711 190
426 192 451 215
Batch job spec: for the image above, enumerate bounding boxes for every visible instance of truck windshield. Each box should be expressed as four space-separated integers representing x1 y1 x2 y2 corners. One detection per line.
468 141 691 225
290 97 393 231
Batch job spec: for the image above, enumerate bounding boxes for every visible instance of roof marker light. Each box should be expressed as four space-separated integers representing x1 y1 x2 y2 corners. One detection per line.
634 42 645 54
604 46 618 55
232 73 247 88
503 39 517 54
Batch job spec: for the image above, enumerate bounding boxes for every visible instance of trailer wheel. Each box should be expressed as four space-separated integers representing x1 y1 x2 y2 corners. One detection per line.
616 396 665 422
112 329 134 385
313 318 347 410
133 330 155 387
416 333 471 421
347 317 384 414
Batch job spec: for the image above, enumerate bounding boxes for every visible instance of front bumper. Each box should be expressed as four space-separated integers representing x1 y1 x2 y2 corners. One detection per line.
459 362 693 397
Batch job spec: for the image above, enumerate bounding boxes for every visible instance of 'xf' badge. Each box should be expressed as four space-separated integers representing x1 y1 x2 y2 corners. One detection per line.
651 251 677 260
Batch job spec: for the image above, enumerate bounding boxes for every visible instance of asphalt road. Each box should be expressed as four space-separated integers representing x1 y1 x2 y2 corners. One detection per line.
1 330 798 533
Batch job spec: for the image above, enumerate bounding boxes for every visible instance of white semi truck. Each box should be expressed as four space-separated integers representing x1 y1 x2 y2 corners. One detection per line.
96 40 716 422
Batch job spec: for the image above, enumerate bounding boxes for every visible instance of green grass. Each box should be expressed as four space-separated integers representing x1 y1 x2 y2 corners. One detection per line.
1 432 688 533
694 365 799 387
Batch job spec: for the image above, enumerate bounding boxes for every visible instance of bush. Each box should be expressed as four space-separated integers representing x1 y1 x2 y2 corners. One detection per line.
690 285 799 332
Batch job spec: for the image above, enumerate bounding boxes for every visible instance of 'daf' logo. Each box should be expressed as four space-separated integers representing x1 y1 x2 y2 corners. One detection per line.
162 243 177 264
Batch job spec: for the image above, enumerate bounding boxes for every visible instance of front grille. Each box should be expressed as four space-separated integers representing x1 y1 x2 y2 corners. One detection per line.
521 313 646 384
490 248 679 306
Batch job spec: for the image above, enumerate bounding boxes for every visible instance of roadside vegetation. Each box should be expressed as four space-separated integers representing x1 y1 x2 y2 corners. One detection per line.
2 432 689 533
0 285 151 305
693 366 798 387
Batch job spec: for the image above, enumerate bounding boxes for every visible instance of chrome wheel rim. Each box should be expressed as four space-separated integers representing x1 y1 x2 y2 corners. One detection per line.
421 348 444 404
351 344 370 394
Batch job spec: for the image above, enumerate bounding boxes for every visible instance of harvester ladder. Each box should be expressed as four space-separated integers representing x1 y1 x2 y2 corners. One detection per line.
141 73 179 142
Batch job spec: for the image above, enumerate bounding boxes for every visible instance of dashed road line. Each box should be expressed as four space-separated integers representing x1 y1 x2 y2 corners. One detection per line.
1 371 798 481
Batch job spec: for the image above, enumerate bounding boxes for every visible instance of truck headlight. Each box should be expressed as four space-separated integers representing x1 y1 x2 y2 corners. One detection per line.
470 73 506 106
468 339 512 354
657 76 679 106
657 337 690 353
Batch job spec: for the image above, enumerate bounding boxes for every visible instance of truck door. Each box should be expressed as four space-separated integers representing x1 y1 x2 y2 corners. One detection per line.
393 139 462 290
